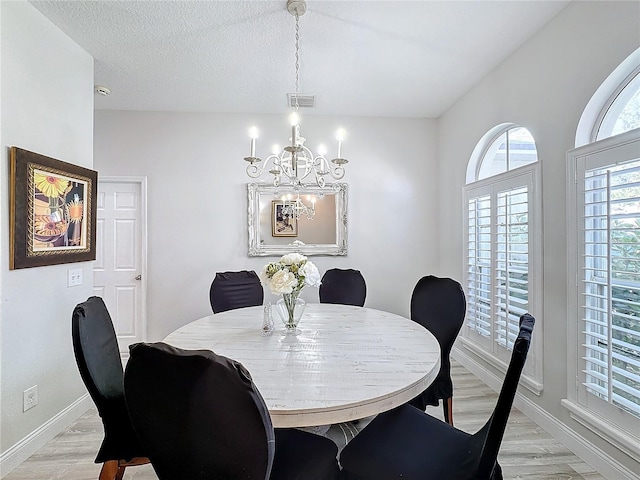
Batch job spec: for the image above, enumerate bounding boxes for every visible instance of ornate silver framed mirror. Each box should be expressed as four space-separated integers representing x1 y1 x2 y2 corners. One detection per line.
247 183 347 256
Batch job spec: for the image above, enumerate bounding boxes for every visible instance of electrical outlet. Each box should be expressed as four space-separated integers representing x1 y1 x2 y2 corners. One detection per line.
67 268 83 287
23 385 38 412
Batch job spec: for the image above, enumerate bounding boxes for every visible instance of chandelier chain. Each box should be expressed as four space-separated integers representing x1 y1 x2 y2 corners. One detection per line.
294 11 300 112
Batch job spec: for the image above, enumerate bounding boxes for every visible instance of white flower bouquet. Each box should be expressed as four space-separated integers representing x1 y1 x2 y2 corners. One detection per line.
259 253 321 295
259 253 321 332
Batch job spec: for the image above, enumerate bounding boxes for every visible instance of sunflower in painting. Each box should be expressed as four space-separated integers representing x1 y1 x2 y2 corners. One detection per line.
34 173 69 199
33 214 68 242
65 194 84 223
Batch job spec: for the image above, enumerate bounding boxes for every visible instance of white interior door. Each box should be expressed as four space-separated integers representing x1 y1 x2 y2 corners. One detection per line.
93 177 147 358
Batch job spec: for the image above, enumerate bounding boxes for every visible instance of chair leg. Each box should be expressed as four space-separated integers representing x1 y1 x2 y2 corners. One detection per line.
99 460 119 480
491 461 504 480
114 465 126 480
443 397 454 426
98 458 148 480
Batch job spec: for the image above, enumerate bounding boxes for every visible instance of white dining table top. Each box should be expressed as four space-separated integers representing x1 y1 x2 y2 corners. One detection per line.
162 303 440 428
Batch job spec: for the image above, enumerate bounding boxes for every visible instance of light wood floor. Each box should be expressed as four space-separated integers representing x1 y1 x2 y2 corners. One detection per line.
3 361 605 480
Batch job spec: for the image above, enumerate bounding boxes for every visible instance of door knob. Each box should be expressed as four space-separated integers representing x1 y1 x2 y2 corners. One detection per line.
135 275 142 281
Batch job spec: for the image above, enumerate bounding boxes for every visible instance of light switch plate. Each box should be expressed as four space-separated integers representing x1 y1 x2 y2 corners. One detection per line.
68 268 83 287
23 385 38 412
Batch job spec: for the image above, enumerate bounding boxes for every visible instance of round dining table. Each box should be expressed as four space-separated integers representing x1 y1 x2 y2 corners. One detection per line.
162 303 440 428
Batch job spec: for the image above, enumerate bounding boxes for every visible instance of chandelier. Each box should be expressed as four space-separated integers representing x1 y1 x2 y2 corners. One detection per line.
244 0 348 219
282 192 316 220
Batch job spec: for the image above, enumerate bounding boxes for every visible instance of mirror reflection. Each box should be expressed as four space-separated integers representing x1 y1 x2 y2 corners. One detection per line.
248 183 347 256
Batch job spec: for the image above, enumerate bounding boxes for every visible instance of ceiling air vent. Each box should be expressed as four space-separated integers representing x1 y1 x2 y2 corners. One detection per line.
287 94 316 108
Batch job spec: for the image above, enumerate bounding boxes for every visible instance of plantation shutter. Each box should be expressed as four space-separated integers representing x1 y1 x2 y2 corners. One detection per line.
467 193 492 339
495 186 529 351
580 150 640 418
465 171 534 362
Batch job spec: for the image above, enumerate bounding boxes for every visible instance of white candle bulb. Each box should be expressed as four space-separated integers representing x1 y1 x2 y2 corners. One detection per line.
318 144 327 156
336 129 345 158
249 127 259 157
272 144 281 155
290 113 299 146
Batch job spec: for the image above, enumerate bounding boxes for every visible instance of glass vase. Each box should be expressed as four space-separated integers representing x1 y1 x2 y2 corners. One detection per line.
276 292 306 335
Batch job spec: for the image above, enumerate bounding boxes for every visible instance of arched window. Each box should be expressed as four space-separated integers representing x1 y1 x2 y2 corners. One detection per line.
463 124 542 393
595 66 640 141
477 126 538 180
576 47 640 146
567 47 640 455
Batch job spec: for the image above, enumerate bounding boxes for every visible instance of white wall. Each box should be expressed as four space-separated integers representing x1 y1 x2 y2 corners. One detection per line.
3 0 639 477
94 112 439 340
438 1 640 475
0 1 94 472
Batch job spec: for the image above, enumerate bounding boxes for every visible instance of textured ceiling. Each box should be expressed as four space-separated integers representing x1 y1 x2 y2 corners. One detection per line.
29 0 570 118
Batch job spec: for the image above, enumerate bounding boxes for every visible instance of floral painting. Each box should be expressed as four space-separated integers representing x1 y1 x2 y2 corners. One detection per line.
9 147 97 269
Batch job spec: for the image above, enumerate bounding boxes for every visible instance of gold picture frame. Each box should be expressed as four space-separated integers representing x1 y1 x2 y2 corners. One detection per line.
9 147 98 269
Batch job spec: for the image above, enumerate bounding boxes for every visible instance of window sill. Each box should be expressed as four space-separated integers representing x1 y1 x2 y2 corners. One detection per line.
561 399 640 461
460 337 543 395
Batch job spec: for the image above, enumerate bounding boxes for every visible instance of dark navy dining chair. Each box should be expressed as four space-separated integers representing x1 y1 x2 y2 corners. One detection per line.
339 313 535 480
408 275 466 425
124 341 340 480
71 296 149 480
209 270 264 313
319 268 366 307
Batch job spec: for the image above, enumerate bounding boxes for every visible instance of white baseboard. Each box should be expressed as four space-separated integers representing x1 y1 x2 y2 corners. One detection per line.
452 347 639 480
0 394 92 478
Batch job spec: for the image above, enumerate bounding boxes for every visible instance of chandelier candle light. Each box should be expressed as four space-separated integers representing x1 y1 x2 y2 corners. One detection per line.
244 0 348 220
